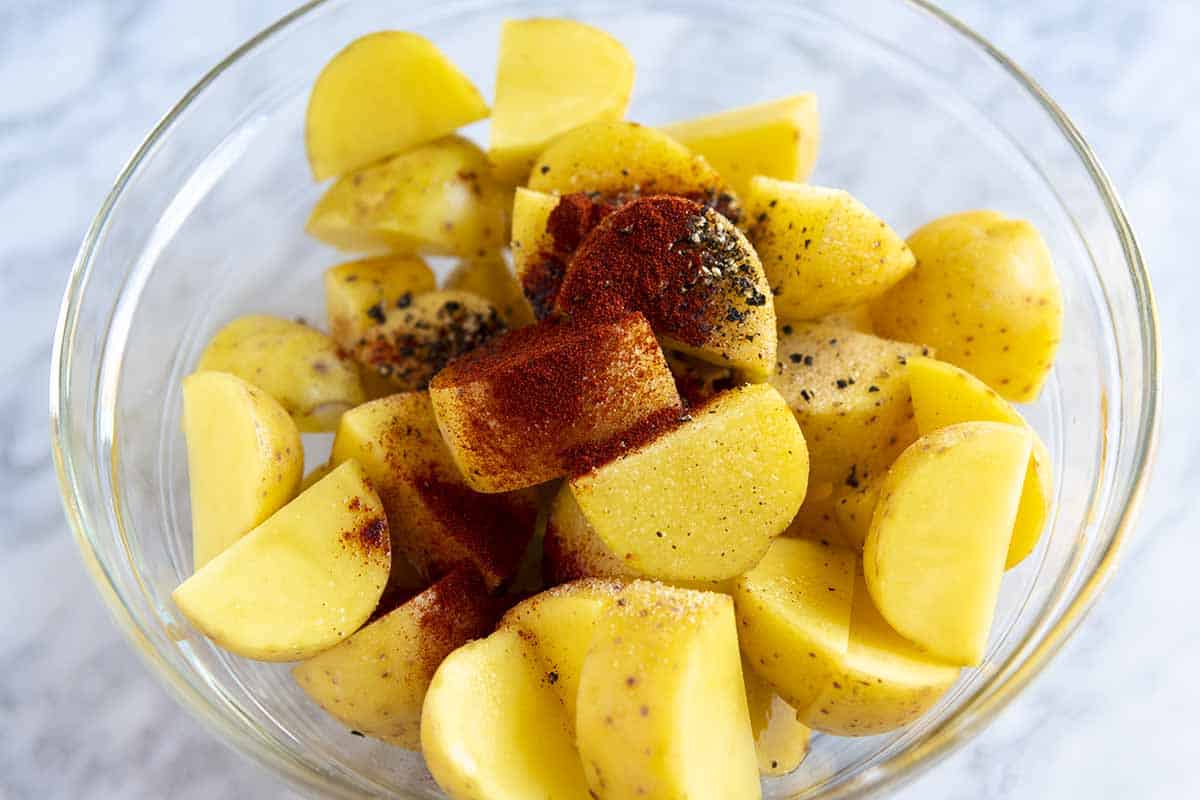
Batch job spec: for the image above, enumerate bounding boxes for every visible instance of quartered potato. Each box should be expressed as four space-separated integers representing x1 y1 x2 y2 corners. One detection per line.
324 254 436 351
510 187 563 306
307 136 510 256
443 252 535 328
542 484 637 584
743 665 811 776
197 315 364 433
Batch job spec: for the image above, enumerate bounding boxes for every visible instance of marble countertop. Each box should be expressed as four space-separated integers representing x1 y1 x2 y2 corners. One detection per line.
1 0 1194 797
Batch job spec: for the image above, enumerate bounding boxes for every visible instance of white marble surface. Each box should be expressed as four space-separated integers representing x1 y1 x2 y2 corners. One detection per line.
0 0 1195 797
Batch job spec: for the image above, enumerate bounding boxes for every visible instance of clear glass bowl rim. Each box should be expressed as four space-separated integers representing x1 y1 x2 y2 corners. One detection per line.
49 0 1161 797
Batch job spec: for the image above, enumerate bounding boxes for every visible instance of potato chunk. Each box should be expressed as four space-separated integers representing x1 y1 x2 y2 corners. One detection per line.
443 253 535 328
197 315 364 433
569 384 808 582
422 627 590 799
293 570 500 748
490 19 634 183
745 178 914 320
907 356 1053 567
661 94 820 196
324 255 436 351
864 422 1031 665
182 372 302 568
770 321 924 487
743 664 811 776
305 31 488 180
577 582 760 800
543 485 636 584
872 210 1063 402
307 136 509 256
430 313 683 493
172 461 389 661
331 392 537 589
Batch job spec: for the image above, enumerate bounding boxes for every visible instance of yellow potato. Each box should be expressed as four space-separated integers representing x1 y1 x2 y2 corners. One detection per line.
733 538 856 718
331 392 537 590
577 582 760 800
307 136 509 256
182 372 302 568
171 460 389 661
324 254 436 351
293 570 499 748
298 463 333 492
907 356 1053 567
745 178 915 320
743 664 810 776
443 252 535 328
569 384 808 582
782 485 849 546
490 19 634 184
306 31 488 181
815 303 875 334
770 321 925 487
832 481 879 550
197 315 364 433
871 210 1063 402
509 187 561 301
661 94 820 197
865 422 1032 665
421 627 590 799
664 349 739 408
543 484 636 584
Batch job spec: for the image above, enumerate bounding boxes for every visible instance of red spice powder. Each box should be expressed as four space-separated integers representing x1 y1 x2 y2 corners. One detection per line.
339 508 390 561
521 193 619 319
562 405 688 475
540 520 582 586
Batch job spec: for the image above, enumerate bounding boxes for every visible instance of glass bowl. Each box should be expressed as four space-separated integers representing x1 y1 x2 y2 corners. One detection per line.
50 0 1159 797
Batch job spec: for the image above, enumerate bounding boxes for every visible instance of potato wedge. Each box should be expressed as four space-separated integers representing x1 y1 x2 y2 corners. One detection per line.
444 253 535 328
510 187 563 314
871 210 1063 402
197 315 364 433
577 582 760 800
172 460 389 661
542 485 636 584
744 664 811 776
324 254 436 351
569 384 808 582
182 372 302 568
306 31 488 181
293 570 499 748
864 422 1032 665
490 19 634 184
422 627 590 799
907 356 1053 567
307 136 509 256
661 94 820 197
745 178 914 320
832 481 880 550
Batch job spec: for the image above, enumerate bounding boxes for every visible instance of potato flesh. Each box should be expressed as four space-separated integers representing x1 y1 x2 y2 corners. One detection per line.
197 315 364 433
182 372 302 568
864 422 1032 665
421 627 590 800
490 19 634 184
570 384 808 582
906 356 1053 567
324 254 436 351
743 664 810 776
171 460 389 661
307 136 509 257
543 485 637 584
871 210 1063 402
444 253 535 328
306 31 488 181
745 178 915 320
577 582 760 800
661 94 820 197
509 187 561 291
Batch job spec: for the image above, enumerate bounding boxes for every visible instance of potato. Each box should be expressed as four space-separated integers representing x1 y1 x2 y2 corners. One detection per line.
421 627 590 799
744 178 915 320
815 304 875 334
555 196 777 380
733 538 856 719
331 392 537 589
356 291 507 392
865 422 1031 665
577 582 760 800
498 578 624 730
782 485 846 545
299 462 333 492
569 384 808 583
907 356 1053 567
661 94 820 197
293 570 499 748
871 210 1063 402
743 664 811 776
543 484 636 584
510 187 562 308
664 349 739 408
307 136 509 256
444 252 535 328
197 315 364 433
324 254 436 350
490 19 634 184
430 313 683 493
171 460 389 661
832 481 879 550
305 31 488 181
769 321 925 487
182 372 302 568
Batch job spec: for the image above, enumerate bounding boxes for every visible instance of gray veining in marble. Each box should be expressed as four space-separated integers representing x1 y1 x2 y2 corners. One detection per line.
0 0 1195 797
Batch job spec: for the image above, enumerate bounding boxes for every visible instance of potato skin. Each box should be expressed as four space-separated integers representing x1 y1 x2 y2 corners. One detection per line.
324 254 436 351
